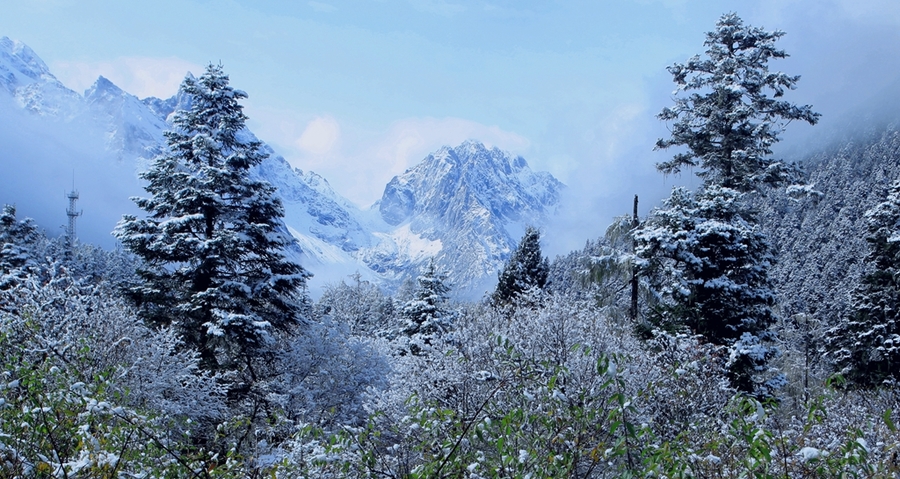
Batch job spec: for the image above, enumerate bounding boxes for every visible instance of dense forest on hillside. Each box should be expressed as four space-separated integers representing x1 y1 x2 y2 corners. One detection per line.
3 14 900 478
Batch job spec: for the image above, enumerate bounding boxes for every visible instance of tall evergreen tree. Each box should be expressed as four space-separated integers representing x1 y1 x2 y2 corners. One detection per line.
115 64 310 369
826 179 900 387
636 187 781 395
636 13 817 397
493 226 549 306
0 205 41 291
655 12 819 192
402 259 453 355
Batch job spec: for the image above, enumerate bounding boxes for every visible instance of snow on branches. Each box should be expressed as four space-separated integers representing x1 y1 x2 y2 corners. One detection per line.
115 64 310 370
655 12 819 192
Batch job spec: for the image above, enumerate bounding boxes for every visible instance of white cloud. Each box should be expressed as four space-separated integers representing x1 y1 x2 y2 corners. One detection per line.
308 1 337 13
372 116 530 174
406 0 467 16
296 116 341 156
51 56 203 99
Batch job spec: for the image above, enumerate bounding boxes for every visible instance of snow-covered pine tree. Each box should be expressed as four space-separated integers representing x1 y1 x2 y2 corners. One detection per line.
0 204 42 290
826 178 900 388
637 13 818 397
493 226 550 306
636 187 782 395
402 259 453 354
655 12 820 192
115 64 310 369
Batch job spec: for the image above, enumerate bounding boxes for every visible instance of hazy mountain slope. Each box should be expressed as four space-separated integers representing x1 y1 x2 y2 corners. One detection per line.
84 76 169 163
0 38 145 244
0 37 83 119
760 123 900 326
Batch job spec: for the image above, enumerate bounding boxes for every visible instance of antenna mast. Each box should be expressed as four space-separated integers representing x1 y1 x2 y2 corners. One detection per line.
630 195 639 322
65 174 82 251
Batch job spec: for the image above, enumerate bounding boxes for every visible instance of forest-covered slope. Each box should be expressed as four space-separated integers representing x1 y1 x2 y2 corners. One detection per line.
762 123 900 326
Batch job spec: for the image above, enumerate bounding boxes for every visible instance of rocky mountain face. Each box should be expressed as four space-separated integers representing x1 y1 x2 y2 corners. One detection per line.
0 37 83 119
0 37 564 296
376 141 563 290
83 76 169 163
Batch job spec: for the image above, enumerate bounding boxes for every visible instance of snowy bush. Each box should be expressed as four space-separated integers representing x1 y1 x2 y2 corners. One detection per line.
0 273 244 477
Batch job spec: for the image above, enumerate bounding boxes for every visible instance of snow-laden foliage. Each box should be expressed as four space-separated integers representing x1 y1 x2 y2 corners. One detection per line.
655 12 819 192
492 226 549 305
400 259 454 355
0 204 41 290
1 221 898 476
318 273 394 336
115 64 310 369
269 313 390 428
0 214 392 476
0 260 242 476
280 287 900 477
286 292 644 476
636 186 783 397
0 335 223 478
547 215 659 333
578 216 652 323
759 125 900 328
2 267 228 428
638 12 819 399
826 177 900 387
282 292 730 477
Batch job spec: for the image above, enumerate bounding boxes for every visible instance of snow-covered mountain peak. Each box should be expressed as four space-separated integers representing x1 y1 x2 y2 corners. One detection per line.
374 140 564 292
0 36 52 89
84 75 123 98
297 169 343 202
0 36 82 118
84 76 133 114
81 75 168 162
380 140 563 226
428 140 522 171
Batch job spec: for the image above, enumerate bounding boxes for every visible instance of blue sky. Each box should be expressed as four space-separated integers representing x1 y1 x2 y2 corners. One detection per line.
3 0 900 252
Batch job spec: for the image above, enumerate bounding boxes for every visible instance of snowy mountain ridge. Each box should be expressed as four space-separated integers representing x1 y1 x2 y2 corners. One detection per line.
0 36 83 119
0 36 564 295
377 141 563 289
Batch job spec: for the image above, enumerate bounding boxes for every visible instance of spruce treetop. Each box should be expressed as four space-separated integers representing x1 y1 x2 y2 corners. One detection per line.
168 64 262 170
656 12 820 192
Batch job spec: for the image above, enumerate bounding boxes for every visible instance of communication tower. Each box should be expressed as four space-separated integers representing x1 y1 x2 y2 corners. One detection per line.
65 181 82 250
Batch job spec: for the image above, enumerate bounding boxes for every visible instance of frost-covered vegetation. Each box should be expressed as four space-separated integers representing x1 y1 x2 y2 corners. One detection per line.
3 228 899 477
3 12 900 478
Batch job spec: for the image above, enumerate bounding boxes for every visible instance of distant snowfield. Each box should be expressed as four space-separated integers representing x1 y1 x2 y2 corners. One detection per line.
380 223 443 263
